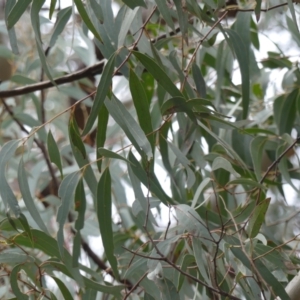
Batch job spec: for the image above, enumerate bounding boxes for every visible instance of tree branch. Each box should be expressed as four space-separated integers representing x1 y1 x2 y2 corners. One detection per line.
0 61 106 98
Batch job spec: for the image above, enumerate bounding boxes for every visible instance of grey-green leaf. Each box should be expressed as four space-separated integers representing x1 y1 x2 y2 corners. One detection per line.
0 140 20 217
82 54 115 136
97 168 119 279
57 172 81 258
47 130 63 178
105 95 153 160
133 51 184 98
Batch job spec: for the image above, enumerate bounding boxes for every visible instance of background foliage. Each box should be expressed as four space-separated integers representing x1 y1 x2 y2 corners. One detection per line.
1 0 300 299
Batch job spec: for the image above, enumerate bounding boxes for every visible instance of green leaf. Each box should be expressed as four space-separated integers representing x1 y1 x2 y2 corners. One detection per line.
44 260 121 294
89 0 104 24
31 0 56 87
192 237 210 284
122 0 147 9
174 0 188 42
82 53 115 136
254 259 290 300
0 252 34 264
161 97 196 122
98 148 132 164
73 0 102 42
129 69 154 150
198 122 251 176
247 198 270 238
287 0 299 33
57 172 81 258
69 117 87 159
128 151 174 205
156 278 180 300
191 177 211 208
49 0 57 19
96 105 109 172
118 7 139 47
227 178 265 189
192 63 207 98
274 89 298 135
97 168 119 279
154 0 175 29
167 141 196 189
50 276 73 300
49 7 72 48
6 0 32 29
10 265 29 300
18 213 33 245
133 51 184 98
69 117 97 197
225 29 250 118
0 140 20 217
211 157 240 178
47 130 63 178
250 136 267 181
73 179 86 267
128 166 156 226
176 254 195 291
5 0 20 55
105 95 153 160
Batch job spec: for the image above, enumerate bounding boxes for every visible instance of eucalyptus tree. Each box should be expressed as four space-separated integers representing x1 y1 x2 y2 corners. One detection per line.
0 0 300 299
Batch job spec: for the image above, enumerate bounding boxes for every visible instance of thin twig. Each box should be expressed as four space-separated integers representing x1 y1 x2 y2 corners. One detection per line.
259 137 300 185
123 272 148 300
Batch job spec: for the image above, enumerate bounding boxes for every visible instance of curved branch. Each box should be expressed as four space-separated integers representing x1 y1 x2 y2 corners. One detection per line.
0 60 106 98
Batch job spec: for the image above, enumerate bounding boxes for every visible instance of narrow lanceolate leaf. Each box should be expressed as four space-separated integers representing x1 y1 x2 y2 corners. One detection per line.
47 130 63 178
82 54 115 136
96 105 109 172
155 0 175 29
5 0 20 55
287 0 299 32
129 69 154 150
118 7 139 47
31 0 55 85
50 276 73 300
6 0 32 29
250 136 267 182
18 213 33 244
167 141 196 189
89 0 104 23
0 140 20 217
128 151 174 205
57 172 81 258
98 148 132 164
225 29 250 118
133 51 184 98
73 0 102 42
49 0 57 19
105 95 153 160
97 168 119 280
192 63 207 98
274 89 298 135
173 0 188 42
248 198 270 238
49 7 72 48
73 179 86 267
69 117 97 197
10 265 29 300
198 121 252 176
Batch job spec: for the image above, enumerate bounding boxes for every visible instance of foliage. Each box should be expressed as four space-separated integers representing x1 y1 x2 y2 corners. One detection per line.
0 0 300 299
